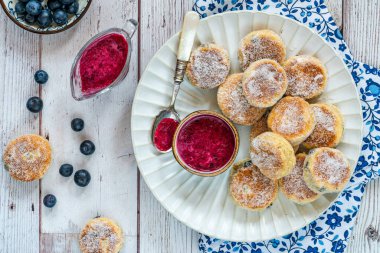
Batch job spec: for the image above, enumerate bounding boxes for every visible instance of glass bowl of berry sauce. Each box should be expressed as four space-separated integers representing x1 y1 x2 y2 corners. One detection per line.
172 110 239 177
70 19 137 100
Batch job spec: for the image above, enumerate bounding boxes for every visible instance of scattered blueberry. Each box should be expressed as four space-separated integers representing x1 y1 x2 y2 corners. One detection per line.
34 70 49 84
47 0 62 11
26 1 42 16
43 194 57 208
74 169 91 187
38 10 53 28
26 97 43 113
53 9 68 25
65 1 79 14
15 2 26 15
80 140 95 155
71 118 84 132
59 164 73 177
25 13 36 24
59 0 75 5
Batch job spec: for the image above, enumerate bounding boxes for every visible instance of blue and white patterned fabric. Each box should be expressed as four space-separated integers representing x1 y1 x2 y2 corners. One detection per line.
193 1 380 252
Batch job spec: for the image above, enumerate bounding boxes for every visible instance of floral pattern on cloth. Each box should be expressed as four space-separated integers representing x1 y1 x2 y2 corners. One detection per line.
193 0 380 252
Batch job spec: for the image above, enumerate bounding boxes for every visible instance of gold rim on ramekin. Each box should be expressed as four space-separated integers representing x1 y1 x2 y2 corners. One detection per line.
172 110 239 177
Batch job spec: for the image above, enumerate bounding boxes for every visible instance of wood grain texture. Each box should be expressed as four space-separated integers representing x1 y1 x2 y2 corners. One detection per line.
343 1 380 252
138 0 199 252
39 0 138 252
343 0 380 67
0 11 40 253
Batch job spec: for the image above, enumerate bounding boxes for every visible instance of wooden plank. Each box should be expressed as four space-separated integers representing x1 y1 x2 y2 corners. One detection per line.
39 0 139 252
138 1 199 252
0 12 40 253
343 1 380 253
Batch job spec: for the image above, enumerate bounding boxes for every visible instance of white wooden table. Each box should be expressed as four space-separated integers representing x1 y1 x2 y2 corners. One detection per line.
0 0 379 252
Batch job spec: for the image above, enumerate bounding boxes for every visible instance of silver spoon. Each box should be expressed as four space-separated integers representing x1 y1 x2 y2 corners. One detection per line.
152 11 200 153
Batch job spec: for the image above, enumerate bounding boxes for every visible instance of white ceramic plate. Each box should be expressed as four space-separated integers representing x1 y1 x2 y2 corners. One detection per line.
131 11 362 242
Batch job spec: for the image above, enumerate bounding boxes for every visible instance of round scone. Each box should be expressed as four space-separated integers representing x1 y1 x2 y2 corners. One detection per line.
250 132 296 179
229 159 278 211
279 153 320 204
79 217 124 253
238 29 286 70
303 147 352 193
284 55 327 100
3 134 52 182
217 73 266 125
268 96 316 146
303 103 344 149
186 43 230 89
242 59 288 108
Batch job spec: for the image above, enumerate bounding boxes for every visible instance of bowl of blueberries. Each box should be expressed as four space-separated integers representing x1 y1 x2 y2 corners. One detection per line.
1 0 92 34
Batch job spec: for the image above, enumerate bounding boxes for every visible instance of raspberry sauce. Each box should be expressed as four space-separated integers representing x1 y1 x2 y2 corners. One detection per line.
153 118 179 152
175 114 236 172
79 33 129 95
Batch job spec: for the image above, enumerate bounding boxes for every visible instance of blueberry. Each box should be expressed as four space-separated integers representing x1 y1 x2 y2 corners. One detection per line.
59 0 74 5
19 0 30 3
71 118 84 132
43 194 57 208
47 0 62 11
65 1 78 14
59 164 73 177
53 9 68 25
80 140 95 155
25 13 36 24
26 1 42 16
15 2 26 15
38 10 53 28
34 70 49 84
26 97 43 113
74 169 91 187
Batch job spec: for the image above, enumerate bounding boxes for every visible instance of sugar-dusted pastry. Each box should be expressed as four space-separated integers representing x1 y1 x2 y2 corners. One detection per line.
242 59 288 108
217 73 266 125
284 55 327 100
303 147 352 193
250 132 296 180
3 134 52 182
303 103 344 149
238 29 286 70
229 159 278 211
279 153 320 204
250 114 299 153
186 43 230 89
268 96 316 146
79 217 124 253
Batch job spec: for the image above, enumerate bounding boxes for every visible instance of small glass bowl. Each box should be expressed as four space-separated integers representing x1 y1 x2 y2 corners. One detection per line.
70 19 138 101
172 110 239 177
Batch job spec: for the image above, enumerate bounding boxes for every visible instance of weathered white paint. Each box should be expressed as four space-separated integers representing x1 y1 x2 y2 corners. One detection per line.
0 0 379 252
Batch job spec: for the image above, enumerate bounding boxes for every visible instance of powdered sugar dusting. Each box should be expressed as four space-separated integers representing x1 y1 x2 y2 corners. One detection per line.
239 32 285 70
244 62 286 105
3 135 51 181
281 154 319 201
304 105 339 147
230 164 277 209
191 47 229 89
313 149 350 185
218 74 265 124
250 136 281 178
80 219 122 253
285 55 326 99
